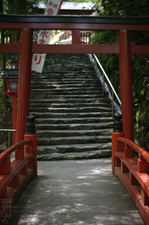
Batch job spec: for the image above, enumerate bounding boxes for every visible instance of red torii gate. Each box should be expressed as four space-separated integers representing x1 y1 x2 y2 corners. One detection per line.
0 15 149 146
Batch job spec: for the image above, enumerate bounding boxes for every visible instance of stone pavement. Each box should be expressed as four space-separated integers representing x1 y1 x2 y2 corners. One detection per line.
6 158 145 225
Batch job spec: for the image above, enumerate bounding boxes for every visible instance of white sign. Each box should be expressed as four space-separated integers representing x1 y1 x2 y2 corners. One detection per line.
32 0 63 73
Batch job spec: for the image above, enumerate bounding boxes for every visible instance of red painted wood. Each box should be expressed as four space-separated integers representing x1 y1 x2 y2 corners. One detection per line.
121 162 129 173
72 30 80 45
15 146 24 161
0 43 118 54
24 134 37 176
9 174 19 188
131 43 149 54
0 154 33 196
118 137 149 163
112 132 124 174
0 140 31 163
33 43 120 54
115 152 149 197
115 157 121 168
19 165 27 175
129 172 139 185
138 158 149 173
115 167 149 225
0 22 149 31
0 153 34 223
119 31 134 141
16 29 33 144
0 42 149 54
0 158 11 175
124 146 134 158
141 189 149 206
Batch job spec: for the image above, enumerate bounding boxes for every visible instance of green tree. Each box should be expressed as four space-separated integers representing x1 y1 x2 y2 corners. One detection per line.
91 0 149 149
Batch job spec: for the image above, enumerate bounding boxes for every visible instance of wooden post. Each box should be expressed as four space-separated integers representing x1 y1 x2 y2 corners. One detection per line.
72 30 80 45
16 29 33 143
119 30 134 141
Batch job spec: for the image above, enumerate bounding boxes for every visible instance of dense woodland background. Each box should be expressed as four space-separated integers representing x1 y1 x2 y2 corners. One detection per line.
0 0 149 150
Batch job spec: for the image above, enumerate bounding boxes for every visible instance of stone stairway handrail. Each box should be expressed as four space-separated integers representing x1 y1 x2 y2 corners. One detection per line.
92 54 121 106
0 129 16 148
89 54 121 116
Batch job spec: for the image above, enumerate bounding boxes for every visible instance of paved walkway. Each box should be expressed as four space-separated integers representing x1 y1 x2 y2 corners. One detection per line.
7 158 145 225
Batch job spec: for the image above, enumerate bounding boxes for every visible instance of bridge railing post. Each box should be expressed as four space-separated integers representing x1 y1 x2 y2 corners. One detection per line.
112 114 124 174
24 115 37 176
0 157 11 175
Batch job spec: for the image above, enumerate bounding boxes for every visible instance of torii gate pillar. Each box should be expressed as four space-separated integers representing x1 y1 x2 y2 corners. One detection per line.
16 29 33 144
119 30 134 141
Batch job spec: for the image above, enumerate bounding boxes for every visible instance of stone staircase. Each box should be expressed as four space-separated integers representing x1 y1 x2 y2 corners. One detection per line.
30 54 113 160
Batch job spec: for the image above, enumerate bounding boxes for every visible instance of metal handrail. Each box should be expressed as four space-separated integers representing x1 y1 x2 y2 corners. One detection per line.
0 129 16 148
93 54 121 106
0 129 16 132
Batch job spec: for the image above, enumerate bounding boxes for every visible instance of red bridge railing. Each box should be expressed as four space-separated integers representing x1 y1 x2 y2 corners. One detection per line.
112 114 149 225
0 116 37 224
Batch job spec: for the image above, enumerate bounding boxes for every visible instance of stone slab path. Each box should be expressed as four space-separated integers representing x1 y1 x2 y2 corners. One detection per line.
6 159 145 225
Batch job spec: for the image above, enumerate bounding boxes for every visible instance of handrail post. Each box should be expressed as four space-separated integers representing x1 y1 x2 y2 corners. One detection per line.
112 114 124 174
24 115 37 176
0 157 11 175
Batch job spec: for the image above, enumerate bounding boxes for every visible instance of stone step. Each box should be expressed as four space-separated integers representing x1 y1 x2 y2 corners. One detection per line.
31 83 101 89
30 102 111 108
30 94 103 99
36 122 113 130
31 112 112 118
37 129 112 138
31 80 98 85
44 65 94 68
30 106 112 113
31 89 102 95
37 142 112 154
41 71 95 74
30 54 113 158
44 61 92 66
35 117 113 124
32 77 96 82
31 86 101 92
30 98 109 104
37 72 95 77
37 150 111 160
37 135 111 146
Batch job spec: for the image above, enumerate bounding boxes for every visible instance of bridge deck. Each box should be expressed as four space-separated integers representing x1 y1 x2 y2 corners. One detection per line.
7 158 144 225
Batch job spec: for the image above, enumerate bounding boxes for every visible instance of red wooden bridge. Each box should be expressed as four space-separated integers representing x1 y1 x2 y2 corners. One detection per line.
0 14 149 224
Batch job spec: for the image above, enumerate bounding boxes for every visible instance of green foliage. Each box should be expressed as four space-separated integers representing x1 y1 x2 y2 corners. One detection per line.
132 55 149 149
0 80 12 146
91 0 149 150
2 0 46 14
92 0 149 17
